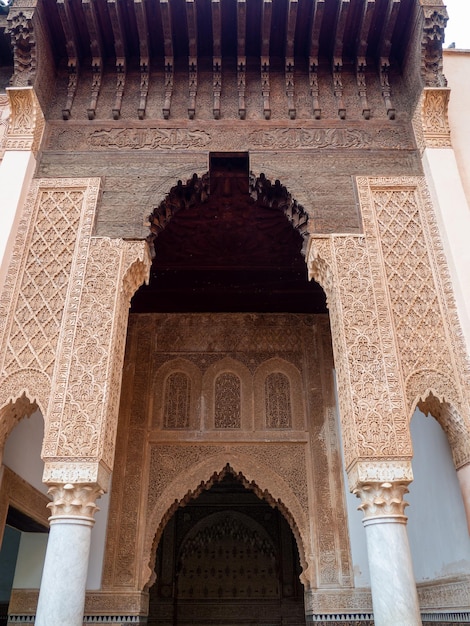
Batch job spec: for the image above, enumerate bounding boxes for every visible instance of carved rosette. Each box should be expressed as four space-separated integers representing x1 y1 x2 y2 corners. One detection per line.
353 480 410 523
5 87 45 155
47 483 104 525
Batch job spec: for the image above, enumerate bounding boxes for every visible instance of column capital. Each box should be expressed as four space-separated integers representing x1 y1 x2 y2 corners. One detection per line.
46 483 104 525
353 480 410 524
5 86 45 156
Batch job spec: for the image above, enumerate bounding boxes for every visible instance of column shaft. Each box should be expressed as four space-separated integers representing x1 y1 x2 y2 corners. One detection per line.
35 519 93 626
363 517 422 626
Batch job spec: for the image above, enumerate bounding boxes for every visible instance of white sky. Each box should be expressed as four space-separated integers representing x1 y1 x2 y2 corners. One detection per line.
445 0 470 49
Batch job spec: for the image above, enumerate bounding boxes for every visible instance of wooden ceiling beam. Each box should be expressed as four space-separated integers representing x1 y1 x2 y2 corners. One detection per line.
356 0 375 63
356 0 375 120
186 0 198 119
332 0 350 119
261 0 272 119
309 0 325 66
57 0 79 120
379 0 400 120
82 0 104 120
108 0 127 119
160 0 174 119
308 0 324 118
237 0 246 118
333 0 350 67
134 0 150 119
212 0 222 119
285 0 298 119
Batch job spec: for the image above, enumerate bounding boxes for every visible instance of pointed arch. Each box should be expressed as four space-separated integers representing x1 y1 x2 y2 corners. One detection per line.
142 456 313 592
415 391 470 470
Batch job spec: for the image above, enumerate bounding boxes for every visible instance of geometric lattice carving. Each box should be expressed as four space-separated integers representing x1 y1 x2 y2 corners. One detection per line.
265 372 292 428
0 179 97 419
4 189 82 377
215 373 241 429
357 176 470 469
164 372 190 429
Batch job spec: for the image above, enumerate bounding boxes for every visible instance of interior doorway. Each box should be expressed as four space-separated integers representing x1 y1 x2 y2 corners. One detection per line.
148 470 305 626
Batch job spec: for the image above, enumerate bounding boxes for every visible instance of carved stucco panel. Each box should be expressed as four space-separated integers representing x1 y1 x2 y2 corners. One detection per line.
0 178 99 430
357 176 470 467
5 87 44 155
0 94 10 162
307 235 411 471
143 444 312 589
44 237 150 472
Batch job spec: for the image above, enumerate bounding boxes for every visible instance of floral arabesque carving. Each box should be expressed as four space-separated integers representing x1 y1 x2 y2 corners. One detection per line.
5 87 44 155
143 451 313 591
420 88 451 148
421 6 448 88
44 237 151 485
0 94 10 162
307 235 411 473
6 10 37 88
357 177 470 469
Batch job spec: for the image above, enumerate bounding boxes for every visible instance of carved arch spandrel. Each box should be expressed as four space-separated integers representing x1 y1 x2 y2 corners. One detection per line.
143 447 314 592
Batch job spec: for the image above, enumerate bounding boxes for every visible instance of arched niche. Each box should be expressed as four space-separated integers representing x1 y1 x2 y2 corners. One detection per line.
150 358 203 431
0 380 43 461
142 460 313 592
253 358 306 431
201 357 253 431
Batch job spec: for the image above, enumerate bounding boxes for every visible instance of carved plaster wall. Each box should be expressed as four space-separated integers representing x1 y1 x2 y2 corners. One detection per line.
357 176 470 468
103 313 353 599
0 94 10 163
306 176 470 478
0 177 151 490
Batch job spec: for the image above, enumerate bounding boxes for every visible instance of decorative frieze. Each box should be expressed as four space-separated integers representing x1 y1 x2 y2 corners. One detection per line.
44 122 415 153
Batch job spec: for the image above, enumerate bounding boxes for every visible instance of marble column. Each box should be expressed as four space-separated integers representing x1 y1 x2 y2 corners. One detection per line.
354 481 422 626
35 483 103 626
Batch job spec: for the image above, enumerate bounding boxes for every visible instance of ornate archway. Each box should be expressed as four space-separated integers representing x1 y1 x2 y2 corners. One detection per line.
148 469 306 626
